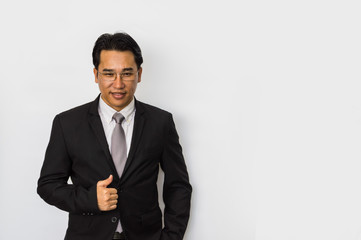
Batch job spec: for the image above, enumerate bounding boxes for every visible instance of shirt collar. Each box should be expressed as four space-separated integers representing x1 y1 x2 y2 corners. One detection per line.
98 96 136 124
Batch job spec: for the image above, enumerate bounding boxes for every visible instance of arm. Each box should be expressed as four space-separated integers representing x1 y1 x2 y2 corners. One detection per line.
37 115 116 214
160 114 192 240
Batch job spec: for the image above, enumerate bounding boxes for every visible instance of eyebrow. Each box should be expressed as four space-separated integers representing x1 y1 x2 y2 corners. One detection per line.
101 68 135 72
102 68 114 72
121 68 135 72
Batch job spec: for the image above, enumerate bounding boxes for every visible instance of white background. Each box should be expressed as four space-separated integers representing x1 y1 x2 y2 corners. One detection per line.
1 0 361 239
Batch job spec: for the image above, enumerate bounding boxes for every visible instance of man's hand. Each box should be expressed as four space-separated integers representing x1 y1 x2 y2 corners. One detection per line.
97 175 118 211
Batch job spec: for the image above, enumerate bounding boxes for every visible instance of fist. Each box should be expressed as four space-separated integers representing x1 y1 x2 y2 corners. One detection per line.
96 175 118 211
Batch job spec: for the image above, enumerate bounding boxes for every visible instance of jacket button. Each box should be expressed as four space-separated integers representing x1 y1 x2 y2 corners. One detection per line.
111 217 117 223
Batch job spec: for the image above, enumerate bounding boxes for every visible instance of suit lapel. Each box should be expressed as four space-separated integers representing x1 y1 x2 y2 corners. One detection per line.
122 99 146 177
88 96 120 179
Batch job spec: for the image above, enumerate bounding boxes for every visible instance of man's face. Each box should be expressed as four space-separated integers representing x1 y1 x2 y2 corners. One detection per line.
94 50 142 111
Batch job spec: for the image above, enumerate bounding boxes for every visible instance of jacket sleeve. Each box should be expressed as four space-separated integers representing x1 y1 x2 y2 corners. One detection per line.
37 115 100 214
160 114 192 240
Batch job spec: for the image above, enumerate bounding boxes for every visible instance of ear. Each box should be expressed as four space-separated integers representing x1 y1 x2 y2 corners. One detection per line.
94 68 99 83
137 67 143 83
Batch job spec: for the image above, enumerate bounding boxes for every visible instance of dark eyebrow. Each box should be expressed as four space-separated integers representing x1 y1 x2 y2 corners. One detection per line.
102 68 115 72
122 68 134 72
101 68 135 72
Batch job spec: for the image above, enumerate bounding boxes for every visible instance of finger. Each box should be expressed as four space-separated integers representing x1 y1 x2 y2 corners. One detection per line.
97 175 113 187
99 199 117 211
108 204 117 211
108 199 118 205
109 193 118 200
108 188 118 194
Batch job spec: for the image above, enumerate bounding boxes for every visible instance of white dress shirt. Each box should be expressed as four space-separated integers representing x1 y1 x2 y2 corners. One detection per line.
98 97 136 155
98 96 136 233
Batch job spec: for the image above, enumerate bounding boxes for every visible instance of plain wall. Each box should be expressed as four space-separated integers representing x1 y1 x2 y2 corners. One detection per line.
1 0 361 239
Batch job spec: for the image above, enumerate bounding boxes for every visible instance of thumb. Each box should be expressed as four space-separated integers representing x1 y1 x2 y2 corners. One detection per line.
97 174 113 187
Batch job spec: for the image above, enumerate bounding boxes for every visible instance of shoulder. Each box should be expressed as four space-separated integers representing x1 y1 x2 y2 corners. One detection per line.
136 100 172 118
57 101 93 119
53 97 98 127
60 102 93 116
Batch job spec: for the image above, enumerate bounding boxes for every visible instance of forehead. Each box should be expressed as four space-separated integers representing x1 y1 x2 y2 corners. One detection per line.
99 50 136 69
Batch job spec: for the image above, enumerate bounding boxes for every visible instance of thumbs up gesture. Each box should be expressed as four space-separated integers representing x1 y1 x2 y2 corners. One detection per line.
97 175 118 211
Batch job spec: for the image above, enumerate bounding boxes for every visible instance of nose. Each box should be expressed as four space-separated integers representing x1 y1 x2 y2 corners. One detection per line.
112 74 125 89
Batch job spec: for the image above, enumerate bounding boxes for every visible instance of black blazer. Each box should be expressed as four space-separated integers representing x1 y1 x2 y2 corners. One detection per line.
37 96 192 240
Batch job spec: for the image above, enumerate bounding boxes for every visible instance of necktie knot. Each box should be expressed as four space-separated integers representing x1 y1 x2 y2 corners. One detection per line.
113 112 125 124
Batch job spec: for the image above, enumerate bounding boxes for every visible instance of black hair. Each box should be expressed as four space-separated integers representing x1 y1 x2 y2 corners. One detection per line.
92 32 143 70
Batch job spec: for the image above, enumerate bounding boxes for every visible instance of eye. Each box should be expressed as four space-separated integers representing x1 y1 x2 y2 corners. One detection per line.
123 72 133 77
104 72 115 77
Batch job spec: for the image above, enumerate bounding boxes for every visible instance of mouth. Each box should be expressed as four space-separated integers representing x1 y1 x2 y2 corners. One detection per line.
111 92 126 100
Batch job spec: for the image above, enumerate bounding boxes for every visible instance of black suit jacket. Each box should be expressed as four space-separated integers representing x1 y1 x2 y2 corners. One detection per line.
37 96 192 240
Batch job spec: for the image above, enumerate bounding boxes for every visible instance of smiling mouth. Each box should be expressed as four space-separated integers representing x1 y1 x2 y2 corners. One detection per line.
111 92 126 99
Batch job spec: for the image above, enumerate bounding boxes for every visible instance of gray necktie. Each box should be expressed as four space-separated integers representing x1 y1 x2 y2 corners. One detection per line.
111 113 127 178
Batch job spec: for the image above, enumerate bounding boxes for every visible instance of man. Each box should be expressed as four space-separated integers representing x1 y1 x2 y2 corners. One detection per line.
37 32 192 240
